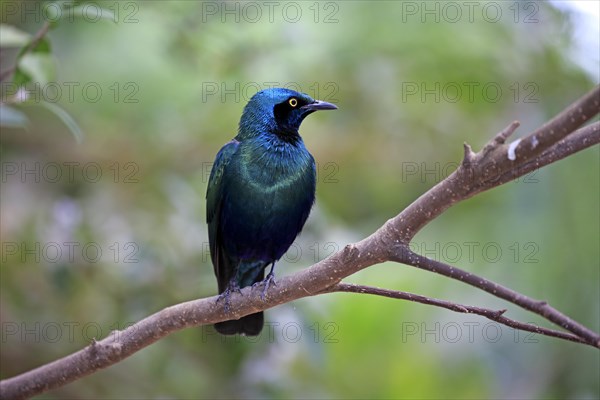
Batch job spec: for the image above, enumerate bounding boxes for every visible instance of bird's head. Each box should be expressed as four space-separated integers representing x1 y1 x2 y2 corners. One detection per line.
238 88 337 142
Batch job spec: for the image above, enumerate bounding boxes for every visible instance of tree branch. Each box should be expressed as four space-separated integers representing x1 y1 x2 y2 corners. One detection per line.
330 283 587 344
472 121 600 194
389 248 600 346
0 21 51 83
387 85 600 243
1 87 598 399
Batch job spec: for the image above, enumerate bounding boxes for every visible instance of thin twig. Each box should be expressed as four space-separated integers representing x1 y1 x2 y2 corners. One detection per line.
387 86 600 243
391 248 600 347
330 283 587 344
470 121 600 194
482 120 521 154
0 21 51 83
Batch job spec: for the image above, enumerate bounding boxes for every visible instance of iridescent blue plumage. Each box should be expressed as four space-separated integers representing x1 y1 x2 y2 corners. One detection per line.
206 88 337 335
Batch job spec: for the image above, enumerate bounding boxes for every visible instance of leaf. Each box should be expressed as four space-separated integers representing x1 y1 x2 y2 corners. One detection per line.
0 24 32 47
0 105 29 128
12 67 32 88
39 102 84 143
18 52 56 85
30 36 52 53
16 36 52 61
69 5 117 23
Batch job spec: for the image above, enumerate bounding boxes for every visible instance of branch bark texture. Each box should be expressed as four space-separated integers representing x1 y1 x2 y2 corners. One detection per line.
1 86 599 400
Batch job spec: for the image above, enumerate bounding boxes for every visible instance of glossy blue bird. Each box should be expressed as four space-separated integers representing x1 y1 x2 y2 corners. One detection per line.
206 88 337 335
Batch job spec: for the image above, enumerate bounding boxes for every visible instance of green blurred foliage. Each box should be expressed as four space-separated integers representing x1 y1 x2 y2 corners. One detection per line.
1 1 598 399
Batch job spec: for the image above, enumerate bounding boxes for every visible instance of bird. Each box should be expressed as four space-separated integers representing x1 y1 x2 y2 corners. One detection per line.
206 88 337 336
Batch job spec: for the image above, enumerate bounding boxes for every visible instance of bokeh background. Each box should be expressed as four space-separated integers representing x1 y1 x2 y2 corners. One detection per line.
1 1 599 398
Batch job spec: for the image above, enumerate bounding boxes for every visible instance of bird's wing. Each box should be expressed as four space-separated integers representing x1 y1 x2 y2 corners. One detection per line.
206 139 239 292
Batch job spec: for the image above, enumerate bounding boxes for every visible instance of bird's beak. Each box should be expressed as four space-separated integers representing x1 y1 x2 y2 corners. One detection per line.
302 100 338 111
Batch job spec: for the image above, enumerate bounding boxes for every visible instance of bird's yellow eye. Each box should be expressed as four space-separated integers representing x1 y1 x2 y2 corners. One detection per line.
289 98 298 107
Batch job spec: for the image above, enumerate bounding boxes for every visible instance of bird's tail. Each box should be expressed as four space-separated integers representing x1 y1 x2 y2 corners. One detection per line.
214 261 266 336
214 312 264 336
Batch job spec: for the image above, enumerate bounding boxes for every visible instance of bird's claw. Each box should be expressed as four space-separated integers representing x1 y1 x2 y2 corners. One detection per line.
216 283 242 312
260 272 277 300
216 290 232 313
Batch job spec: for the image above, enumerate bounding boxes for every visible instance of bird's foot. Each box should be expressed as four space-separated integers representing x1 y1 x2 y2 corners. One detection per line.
260 271 277 301
216 283 242 313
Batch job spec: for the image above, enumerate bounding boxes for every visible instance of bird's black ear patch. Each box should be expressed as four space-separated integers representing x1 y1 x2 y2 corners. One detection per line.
273 97 306 124
273 101 289 124
272 98 306 142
